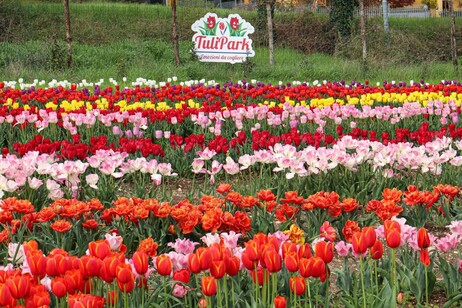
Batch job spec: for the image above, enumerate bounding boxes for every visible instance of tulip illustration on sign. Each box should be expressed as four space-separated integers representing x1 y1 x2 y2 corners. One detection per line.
191 13 255 64
219 22 227 36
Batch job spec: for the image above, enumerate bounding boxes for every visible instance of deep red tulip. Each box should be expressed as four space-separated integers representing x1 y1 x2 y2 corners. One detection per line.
173 269 191 284
132 251 149 275
370 240 384 260
201 276 217 296
274 295 287 308
314 241 334 263
417 228 430 249
289 276 306 295
224 255 240 277
156 254 173 276
51 277 67 298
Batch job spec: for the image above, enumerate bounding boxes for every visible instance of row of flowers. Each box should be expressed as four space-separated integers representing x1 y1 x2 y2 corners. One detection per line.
1 135 462 203
1 216 461 307
0 101 460 134
7 121 462 160
3 79 462 111
1 184 460 250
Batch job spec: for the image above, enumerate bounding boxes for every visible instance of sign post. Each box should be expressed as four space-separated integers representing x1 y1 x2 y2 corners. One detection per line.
191 13 255 64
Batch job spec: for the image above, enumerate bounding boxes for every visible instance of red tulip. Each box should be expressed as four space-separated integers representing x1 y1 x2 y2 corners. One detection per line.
6 274 30 299
210 260 226 279
369 240 384 260
201 276 217 296
251 269 269 286
25 284 50 307
173 269 191 284
64 269 83 295
284 251 299 273
314 241 334 263
224 256 240 277
51 277 67 298
281 241 297 259
80 255 102 277
310 257 326 278
88 240 111 260
420 249 431 266
244 240 260 261
263 249 282 273
132 251 149 275
297 243 312 259
25 251 47 278
0 283 14 306
116 263 134 284
289 276 306 295
274 295 287 308
362 226 377 248
188 253 201 274
156 254 173 276
385 229 401 249
417 228 430 249
117 278 135 293
197 247 212 271
352 232 368 254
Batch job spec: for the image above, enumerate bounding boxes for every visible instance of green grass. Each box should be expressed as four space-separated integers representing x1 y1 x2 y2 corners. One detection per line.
2 1 462 84
1 39 461 84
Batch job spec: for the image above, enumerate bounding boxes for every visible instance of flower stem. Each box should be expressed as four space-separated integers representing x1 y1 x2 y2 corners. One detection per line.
360 256 367 308
392 248 397 308
425 264 429 307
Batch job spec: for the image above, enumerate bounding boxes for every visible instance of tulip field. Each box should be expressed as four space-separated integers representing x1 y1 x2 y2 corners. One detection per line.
1 77 462 307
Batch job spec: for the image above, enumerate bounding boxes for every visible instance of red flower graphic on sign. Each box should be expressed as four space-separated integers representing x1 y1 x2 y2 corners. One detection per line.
219 22 225 31
207 16 216 29
230 17 239 31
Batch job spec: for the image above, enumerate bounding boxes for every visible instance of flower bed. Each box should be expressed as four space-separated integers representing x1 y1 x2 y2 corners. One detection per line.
0 79 461 307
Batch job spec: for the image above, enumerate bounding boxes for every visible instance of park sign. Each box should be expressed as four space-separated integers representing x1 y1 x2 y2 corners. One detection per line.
191 13 255 64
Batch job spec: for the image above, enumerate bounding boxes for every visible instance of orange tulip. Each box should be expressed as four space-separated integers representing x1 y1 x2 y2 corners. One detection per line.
88 240 111 260
385 229 401 249
156 254 173 276
188 253 201 274
210 260 226 279
224 255 240 277
273 295 287 308
263 248 282 273
201 276 217 296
